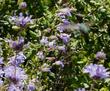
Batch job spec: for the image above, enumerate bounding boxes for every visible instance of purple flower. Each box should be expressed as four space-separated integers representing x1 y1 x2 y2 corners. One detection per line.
83 63 110 79
48 40 56 48
62 19 70 24
8 52 26 66
8 83 21 91
57 12 66 19
57 45 66 52
0 57 4 65
53 61 64 68
0 58 4 78
4 66 27 83
59 33 70 44
96 51 106 60
57 23 66 32
57 8 72 18
75 88 85 91
0 79 3 86
15 52 26 62
40 36 49 45
37 51 45 60
10 37 24 51
27 82 36 91
0 69 4 78
11 13 32 27
57 22 70 33
19 2 27 9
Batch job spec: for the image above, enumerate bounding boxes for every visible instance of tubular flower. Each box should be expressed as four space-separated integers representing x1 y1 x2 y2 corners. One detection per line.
57 45 66 52
48 40 56 48
57 7 72 18
83 63 110 79
27 82 36 91
37 51 45 60
8 83 22 91
8 52 26 66
9 37 24 51
57 21 70 32
96 51 106 60
62 19 70 24
11 13 32 27
4 65 27 83
59 33 70 44
53 60 64 68
19 2 27 9
40 36 49 45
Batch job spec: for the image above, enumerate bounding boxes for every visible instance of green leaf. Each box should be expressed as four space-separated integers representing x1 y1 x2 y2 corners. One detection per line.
17 0 23 5
29 30 37 38
79 23 90 34
100 87 109 91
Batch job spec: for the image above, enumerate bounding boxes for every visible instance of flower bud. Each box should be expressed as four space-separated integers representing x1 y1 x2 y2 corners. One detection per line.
96 51 106 60
19 2 27 9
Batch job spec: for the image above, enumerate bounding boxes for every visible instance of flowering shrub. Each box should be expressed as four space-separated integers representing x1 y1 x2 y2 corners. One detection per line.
0 0 110 91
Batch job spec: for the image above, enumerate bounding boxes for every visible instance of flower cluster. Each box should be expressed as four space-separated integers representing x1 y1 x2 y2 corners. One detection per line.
57 8 72 18
11 12 32 27
4 65 27 83
9 37 24 51
1 51 27 90
8 52 26 66
38 8 72 72
2 2 36 91
83 63 110 79
57 8 71 33
59 33 71 44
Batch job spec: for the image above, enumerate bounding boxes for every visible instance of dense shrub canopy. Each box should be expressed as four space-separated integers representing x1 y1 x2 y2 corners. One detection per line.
0 0 110 91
